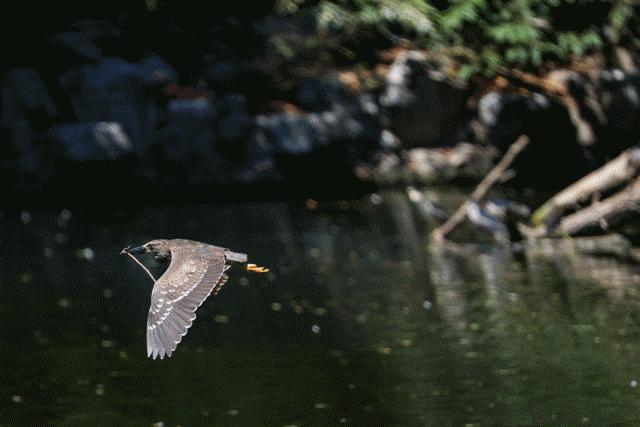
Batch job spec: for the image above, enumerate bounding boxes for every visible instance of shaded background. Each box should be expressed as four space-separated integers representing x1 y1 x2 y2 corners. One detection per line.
2 0 640 205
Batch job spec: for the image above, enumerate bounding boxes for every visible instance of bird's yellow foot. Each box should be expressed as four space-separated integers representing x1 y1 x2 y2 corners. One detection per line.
246 263 270 273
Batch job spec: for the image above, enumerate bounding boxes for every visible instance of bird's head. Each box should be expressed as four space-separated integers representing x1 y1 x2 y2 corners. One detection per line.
122 239 172 261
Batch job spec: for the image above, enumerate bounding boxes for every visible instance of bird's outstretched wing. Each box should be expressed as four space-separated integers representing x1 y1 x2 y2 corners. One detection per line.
147 244 228 359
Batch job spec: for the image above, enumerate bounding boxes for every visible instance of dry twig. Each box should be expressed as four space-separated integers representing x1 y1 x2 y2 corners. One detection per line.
430 135 530 242
121 246 157 283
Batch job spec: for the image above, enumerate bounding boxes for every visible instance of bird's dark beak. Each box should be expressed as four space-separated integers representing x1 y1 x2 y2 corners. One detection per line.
121 245 147 255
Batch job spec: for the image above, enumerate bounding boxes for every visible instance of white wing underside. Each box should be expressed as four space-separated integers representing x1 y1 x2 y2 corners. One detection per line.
146 244 230 359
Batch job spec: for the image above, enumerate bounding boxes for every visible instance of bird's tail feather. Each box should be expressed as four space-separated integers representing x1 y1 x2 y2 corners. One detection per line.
224 250 248 263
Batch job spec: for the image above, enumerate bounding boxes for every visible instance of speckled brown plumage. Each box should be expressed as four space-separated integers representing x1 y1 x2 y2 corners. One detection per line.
122 239 256 359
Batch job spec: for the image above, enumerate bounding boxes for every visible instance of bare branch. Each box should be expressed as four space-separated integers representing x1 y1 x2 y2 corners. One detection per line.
556 176 640 235
430 135 530 242
532 147 640 228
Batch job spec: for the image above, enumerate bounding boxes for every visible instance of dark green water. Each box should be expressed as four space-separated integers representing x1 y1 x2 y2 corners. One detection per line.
2 191 640 426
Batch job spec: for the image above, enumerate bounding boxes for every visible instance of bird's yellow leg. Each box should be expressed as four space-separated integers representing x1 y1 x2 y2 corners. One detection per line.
246 263 270 273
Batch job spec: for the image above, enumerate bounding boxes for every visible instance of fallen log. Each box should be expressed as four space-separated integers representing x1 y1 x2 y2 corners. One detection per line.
556 176 640 235
531 146 640 229
430 135 530 242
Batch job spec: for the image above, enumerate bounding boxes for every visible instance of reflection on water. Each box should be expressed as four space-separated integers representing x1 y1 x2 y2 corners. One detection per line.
2 191 640 426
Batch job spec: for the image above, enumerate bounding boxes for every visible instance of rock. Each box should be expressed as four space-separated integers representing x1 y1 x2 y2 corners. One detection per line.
366 143 494 185
59 55 176 152
253 101 381 157
136 55 178 87
380 51 428 108
467 199 530 243
1 68 58 174
405 143 494 183
159 97 228 183
482 199 531 242
599 69 640 146
484 199 531 221
254 113 316 155
216 93 252 141
46 121 132 161
366 152 404 184
238 81 382 183
477 92 504 128
341 93 384 143
477 90 589 189
546 69 596 146
71 20 121 40
1 68 58 116
379 50 467 146
477 91 545 145
203 60 242 88
234 129 281 184
296 74 358 112
51 32 102 62
162 98 217 161
311 109 367 144
238 95 382 184
406 186 448 222
467 201 509 241
379 129 401 151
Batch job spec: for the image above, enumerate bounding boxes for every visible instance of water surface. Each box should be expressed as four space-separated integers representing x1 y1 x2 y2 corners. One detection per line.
2 191 640 426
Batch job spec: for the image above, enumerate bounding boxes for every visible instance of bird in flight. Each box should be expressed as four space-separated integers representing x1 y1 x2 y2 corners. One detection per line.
121 239 269 359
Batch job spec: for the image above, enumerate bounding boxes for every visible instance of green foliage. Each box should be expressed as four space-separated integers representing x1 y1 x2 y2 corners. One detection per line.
274 0 640 80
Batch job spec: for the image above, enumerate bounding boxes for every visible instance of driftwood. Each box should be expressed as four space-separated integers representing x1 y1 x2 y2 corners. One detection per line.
531 147 640 232
556 176 640 235
430 135 530 242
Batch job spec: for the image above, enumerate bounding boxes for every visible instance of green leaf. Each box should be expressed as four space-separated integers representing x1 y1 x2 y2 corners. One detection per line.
505 47 529 64
457 63 480 81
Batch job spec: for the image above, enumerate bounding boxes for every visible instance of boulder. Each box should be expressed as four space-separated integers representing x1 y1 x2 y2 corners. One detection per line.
296 74 358 112
59 55 176 152
162 98 217 161
1 68 58 174
1 68 58 116
252 99 381 157
406 143 494 183
234 129 282 184
71 19 121 41
598 69 640 154
254 113 316 156
46 121 132 161
380 50 468 146
203 60 242 89
136 55 178 87
216 93 252 141
159 97 228 183
238 86 383 184
477 90 589 189
51 32 102 62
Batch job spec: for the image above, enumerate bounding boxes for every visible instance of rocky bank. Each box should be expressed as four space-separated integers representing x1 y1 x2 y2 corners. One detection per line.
2 12 640 203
